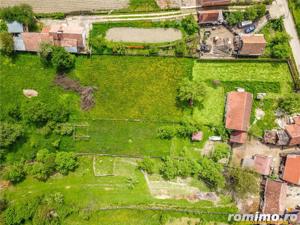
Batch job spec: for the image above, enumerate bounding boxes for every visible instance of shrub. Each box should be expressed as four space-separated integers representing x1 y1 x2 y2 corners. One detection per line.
271 43 290 58
39 42 54 66
51 46 75 72
174 41 186 57
157 126 178 139
181 15 199 35
0 19 8 32
92 35 108 54
0 122 24 148
0 198 8 212
109 42 126 55
55 152 78 175
0 4 35 27
227 167 260 198
148 46 159 56
211 143 230 162
138 157 155 174
270 17 284 31
0 32 14 56
278 94 300 114
3 162 26 184
198 157 225 189
160 157 178 180
225 11 244 26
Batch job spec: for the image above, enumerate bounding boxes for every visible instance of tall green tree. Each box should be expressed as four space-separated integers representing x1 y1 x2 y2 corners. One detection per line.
178 79 207 106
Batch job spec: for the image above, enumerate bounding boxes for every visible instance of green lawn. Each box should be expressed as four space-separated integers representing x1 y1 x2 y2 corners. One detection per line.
192 60 293 135
289 0 300 38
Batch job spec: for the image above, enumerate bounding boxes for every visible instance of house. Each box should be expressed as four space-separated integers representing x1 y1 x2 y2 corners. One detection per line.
14 32 53 52
48 24 87 53
262 179 287 214
200 0 231 7
282 155 300 185
198 10 224 25
225 91 253 144
7 21 24 34
236 34 266 56
285 117 300 146
242 155 273 175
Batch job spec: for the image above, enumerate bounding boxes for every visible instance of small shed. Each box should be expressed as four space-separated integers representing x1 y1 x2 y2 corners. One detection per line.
7 21 24 34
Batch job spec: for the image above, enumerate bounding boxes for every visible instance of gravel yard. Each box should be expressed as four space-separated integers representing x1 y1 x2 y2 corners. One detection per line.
0 0 129 13
106 27 182 43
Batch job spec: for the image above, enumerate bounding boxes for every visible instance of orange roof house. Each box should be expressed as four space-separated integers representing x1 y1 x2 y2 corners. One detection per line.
198 10 224 25
200 0 231 7
283 155 300 185
22 32 53 52
285 122 300 146
262 179 287 214
238 34 266 56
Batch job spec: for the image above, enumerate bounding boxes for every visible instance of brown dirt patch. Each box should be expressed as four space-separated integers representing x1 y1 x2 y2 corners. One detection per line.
54 75 96 110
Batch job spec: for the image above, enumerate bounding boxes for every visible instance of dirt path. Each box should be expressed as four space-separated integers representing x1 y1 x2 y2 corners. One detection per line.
106 27 182 43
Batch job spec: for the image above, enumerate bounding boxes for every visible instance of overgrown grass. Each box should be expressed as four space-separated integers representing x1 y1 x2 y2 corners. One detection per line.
288 0 300 38
128 0 160 12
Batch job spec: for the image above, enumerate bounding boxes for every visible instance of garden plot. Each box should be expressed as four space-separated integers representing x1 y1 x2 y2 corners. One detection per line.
0 0 129 13
106 27 182 43
144 173 219 203
93 156 137 177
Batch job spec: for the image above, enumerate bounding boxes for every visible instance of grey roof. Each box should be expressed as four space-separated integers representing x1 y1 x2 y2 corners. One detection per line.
13 35 25 51
7 21 24 33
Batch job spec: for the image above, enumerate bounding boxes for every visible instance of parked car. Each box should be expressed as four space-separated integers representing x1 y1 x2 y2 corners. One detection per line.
238 20 253 28
244 25 256 33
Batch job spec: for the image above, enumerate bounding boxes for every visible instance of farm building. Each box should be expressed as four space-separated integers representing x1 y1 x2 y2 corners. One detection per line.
13 23 87 53
198 10 224 25
225 91 253 144
235 34 266 56
242 155 273 176
7 21 24 33
262 179 287 214
285 117 300 145
282 155 300 185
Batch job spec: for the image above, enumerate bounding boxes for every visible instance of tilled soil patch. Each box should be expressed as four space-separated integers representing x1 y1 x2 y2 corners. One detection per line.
54 75 96 110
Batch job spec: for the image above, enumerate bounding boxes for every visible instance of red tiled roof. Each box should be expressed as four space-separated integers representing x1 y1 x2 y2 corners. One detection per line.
230 130 248 143
239 34 267 56
294 116 300 125
198 10 222 24
22 32 53 52
263 179 287 214
201 0 230 6
254 155 272 175
285 123 300 145
283 155 300 185
225 91 253 131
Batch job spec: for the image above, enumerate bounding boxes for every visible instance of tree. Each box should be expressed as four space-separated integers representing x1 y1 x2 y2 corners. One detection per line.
181 15 199 35
174 41 186 57
138 158 155 174
211 143 230 162
55 152 78 175
278 94 300 114
254 4 266 19
0 122 24 148
226 11 244 26
271 43 290 58
0 4 35 28
178 79 207 106
51 46 75 72
198 157 225 189
0 19 8 32
227 167 260 198
160 157 178 180
3 162 26 184
21 100 50 126
39 42 54 66
244 6 258 21
295 0 300 8
0 32 13 56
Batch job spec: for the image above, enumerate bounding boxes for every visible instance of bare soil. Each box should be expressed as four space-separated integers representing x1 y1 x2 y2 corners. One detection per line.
54 75 95 110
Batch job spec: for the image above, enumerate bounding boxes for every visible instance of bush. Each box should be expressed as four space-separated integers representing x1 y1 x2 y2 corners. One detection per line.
181 15 199 35
51 46 75 72
0 32 14 56
178 78 207 106
0 19 8 32
271 43 290 58
3 162 26 184
198 157 225 189
138 157 155 174
227 167 260 198
174 41 186 57
55 152 78 175
0 198 8 212
109 42 126 55
278 94 300 114
0 122 24 148
225 11 244 26
39 42 54 66
148 46 159 56
157 126 178 139
211 143 230 162
0 4 35 28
